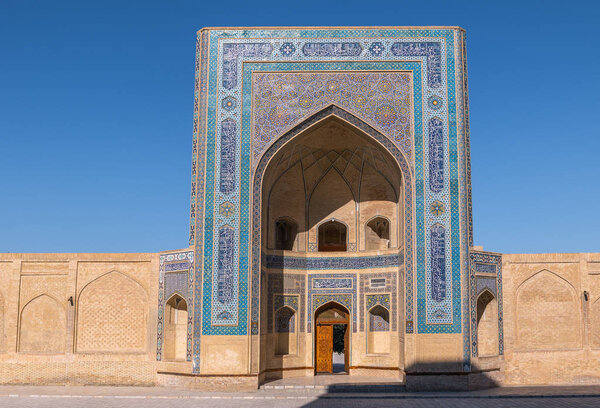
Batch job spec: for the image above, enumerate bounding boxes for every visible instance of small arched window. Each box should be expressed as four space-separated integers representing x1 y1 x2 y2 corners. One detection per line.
275 306 295 333
365 217 390 250
369 305 390 332
476 291 499 357
164 294 188 361
318 220 347 252
477 291 494 324
275 218 297 251
275 306 296 355
367 305 390 354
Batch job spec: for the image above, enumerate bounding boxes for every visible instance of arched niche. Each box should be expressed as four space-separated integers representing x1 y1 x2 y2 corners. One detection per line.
76 271 148 353
476 290 498 356
367 305 390 354
365 216 391 250
274 306 296 355
515 270 580 350
318 220 347 252
164 294 188 361
19 295 66 354
274 217 298 251
253 106 412 373
259 111 406 255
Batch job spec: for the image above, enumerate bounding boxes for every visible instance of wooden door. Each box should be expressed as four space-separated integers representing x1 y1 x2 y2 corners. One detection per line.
315 324 333 373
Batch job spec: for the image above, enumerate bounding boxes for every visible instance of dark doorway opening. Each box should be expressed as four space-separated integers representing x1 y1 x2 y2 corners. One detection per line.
332 324 347 373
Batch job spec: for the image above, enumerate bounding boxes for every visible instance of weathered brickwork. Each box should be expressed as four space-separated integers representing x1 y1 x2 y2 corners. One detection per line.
0 253 160 385
502 253 600 385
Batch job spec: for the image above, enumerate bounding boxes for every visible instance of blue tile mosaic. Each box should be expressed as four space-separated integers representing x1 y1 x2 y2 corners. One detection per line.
156 251 194 363
222 43 273 89
217 226 235 304
428 118 444 193
360 272 397 332
475 262 496 274
430 224 446 302
469 251 504 360
263 253 401 270
368 42 385 56
189 28 469 358
267 273 306 333
275 307 295 333
302 42 362 56
280 42 296 56
307 273 357 333
219 119 236 194
369 313 390 332
313 278 353 289
390 42 442 87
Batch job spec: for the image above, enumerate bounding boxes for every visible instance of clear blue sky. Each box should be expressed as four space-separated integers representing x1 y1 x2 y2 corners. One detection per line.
1 0 598 254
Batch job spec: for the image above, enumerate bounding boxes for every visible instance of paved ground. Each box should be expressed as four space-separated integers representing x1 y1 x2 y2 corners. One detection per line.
1 385 600 407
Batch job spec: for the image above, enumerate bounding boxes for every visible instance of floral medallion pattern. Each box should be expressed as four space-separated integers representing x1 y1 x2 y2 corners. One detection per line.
253 72 412 161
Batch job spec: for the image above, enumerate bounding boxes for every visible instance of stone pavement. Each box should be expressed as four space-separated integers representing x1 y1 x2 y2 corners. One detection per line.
1 385 600 407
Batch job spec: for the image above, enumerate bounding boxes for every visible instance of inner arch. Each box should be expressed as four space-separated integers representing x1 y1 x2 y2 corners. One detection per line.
252 105 413 378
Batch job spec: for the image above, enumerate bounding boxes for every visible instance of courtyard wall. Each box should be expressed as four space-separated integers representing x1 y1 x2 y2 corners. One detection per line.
0 252 159 385
501 253 600 385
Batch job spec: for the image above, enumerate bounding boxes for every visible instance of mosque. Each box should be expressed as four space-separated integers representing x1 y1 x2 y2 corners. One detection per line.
0 26 598 391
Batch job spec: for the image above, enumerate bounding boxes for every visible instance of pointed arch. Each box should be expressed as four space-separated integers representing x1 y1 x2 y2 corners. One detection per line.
365 215 392 250
515 269 580 350
367 304 390 354
251 105 414 340
476 289 498 356
76 270 147 353
317 219 348 252
315 301 350 323
274 305 297 356
19 294 66 353
163 293 188 361
273 216 298 251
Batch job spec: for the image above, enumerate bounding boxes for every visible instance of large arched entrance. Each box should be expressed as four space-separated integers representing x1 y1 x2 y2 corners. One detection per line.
315 302 350 374
253 106 412 379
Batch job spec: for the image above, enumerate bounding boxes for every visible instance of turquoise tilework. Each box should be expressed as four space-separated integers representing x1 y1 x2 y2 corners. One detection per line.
190 29 469 364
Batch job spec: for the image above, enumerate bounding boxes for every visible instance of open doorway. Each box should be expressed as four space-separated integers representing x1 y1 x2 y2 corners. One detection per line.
315 302 349 374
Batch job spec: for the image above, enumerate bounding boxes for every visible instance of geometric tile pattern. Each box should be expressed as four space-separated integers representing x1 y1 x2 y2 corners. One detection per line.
273 294 299 313
267 274 306 333
468 250 504 361
190 29 470 368
307 273 357 333
428 118 445 193
275 304 296 333
213 225 237 325
369 310 390 332
366 293 391 311
359 272 397 332
156 250 194 362
253 72 412 159
263 253 401 270
429 224 447 305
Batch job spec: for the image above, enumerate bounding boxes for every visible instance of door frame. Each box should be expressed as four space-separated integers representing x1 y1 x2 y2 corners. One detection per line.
314 302 350 374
